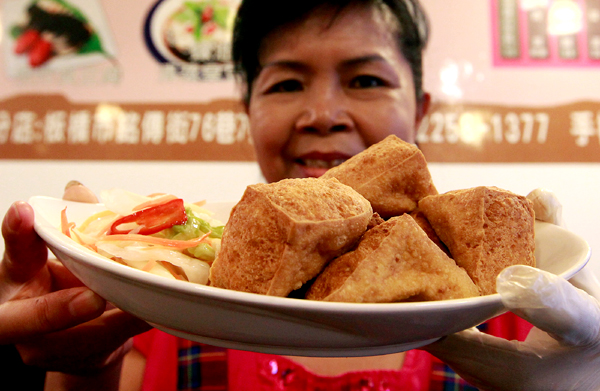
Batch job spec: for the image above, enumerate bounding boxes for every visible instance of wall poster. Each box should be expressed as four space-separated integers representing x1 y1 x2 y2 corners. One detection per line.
416 0 600 162
492 0 600 67
0 0 254 161
0 0 599 163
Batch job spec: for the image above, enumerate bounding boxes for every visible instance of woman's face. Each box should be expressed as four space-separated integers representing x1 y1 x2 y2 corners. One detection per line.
248 4 428 183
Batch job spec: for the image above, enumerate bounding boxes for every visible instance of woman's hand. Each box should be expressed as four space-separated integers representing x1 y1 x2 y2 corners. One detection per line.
1 184 151 378
423 189 600 391
424 265 600 391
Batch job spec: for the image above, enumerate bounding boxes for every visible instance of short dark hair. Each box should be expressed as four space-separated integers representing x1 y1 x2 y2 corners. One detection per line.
232 0 429 105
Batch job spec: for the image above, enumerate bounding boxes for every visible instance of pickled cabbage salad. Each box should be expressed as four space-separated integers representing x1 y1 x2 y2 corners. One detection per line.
61 189 224 285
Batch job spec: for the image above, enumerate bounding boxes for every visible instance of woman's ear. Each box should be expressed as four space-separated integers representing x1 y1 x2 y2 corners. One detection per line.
415 91 431 128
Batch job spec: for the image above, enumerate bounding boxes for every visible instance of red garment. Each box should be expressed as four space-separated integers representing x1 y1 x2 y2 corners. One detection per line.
135 331 431 391
134 312 533 391
484 311 533 341
135 328 178 391
231 349 432 391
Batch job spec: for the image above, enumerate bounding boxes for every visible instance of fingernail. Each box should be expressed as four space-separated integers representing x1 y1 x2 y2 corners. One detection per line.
69 289 105 317
5 204 22 234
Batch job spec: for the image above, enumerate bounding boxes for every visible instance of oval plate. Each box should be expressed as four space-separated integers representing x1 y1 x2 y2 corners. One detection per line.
30 196 591 357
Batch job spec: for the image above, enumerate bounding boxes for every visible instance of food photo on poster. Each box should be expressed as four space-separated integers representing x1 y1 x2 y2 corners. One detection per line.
143 0 241 81
1 0 600 389
0 0 254 162
2 0 118 77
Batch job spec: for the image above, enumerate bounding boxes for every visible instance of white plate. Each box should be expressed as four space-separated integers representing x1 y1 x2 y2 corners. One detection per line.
30 196 591 357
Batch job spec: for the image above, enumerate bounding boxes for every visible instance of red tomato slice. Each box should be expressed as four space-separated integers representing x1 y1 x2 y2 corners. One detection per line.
109 198 188 236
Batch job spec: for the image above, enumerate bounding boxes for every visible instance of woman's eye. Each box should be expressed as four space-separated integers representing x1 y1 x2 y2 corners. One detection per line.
350 75 386 88
266 79 303 93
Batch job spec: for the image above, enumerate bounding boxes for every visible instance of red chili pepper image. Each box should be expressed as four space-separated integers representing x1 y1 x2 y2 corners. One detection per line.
14 29 41 54
28 38 54 67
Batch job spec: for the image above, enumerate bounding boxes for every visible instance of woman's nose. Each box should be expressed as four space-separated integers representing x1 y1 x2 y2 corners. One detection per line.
294 86 353 134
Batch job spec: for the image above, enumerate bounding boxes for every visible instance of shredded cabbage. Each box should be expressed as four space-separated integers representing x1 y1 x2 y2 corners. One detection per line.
65 189 223 285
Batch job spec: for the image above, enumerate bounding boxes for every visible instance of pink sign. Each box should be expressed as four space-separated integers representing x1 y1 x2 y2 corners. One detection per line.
491 0 600 67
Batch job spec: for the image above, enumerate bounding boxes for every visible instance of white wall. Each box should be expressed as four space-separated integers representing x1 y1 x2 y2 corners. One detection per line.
0 160 261 206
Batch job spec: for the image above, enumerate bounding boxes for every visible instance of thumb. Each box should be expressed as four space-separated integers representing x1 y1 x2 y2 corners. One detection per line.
1 202 48 284
498 265 600 346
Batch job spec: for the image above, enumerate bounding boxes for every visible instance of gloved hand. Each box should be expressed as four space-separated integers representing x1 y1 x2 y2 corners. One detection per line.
423 188 600 391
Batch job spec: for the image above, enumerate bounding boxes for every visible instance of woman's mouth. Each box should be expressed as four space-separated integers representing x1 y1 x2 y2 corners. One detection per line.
292 152 352 178
296 151 351 168
297 158 348 169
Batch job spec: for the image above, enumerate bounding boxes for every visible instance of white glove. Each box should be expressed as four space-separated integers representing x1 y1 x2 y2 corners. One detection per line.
423 188 600 391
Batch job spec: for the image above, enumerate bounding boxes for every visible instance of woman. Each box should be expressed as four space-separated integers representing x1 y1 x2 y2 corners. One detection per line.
2 0 600 390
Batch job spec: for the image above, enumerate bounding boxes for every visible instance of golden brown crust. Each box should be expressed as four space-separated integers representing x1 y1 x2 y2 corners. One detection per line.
306 214 480 302
321 135 438 218
409 208 451 256
209 178 373 297
418 186 536 295
210 134 537 303
367 212 385 229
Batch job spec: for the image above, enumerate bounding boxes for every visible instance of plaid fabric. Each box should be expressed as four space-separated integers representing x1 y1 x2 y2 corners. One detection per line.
429 360 480 391
177 339 228 391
